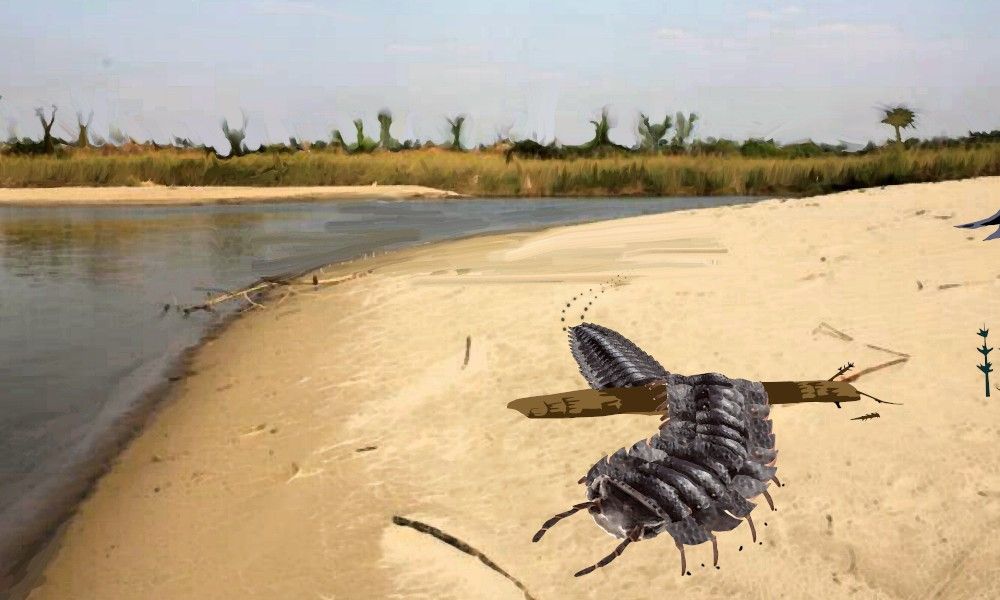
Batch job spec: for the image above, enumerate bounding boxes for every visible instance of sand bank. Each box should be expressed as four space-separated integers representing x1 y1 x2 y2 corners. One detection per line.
0 185 463 206
25 178 1000 599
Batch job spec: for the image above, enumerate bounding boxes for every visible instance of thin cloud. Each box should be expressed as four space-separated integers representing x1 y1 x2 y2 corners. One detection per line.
385 44 435 55
798 22 899 37
654 27 692 41
747 6 803 20
250 1 343 18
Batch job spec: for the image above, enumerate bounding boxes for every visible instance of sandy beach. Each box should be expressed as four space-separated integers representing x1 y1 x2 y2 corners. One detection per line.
0 185 463 206
22 178 1000 599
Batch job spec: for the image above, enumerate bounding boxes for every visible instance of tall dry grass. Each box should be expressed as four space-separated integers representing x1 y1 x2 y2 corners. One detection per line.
2 145 999 197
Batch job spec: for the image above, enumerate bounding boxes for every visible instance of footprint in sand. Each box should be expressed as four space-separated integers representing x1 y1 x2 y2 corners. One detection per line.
558 274 632 331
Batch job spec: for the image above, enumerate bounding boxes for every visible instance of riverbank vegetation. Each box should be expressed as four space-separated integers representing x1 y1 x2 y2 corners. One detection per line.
2 102 999 196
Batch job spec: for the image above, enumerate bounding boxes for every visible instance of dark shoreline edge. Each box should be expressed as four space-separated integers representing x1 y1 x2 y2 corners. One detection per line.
0 194 773 599
0 309 243 600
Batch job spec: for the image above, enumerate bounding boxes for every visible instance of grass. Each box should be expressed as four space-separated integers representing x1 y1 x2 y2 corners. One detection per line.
2 144 999 197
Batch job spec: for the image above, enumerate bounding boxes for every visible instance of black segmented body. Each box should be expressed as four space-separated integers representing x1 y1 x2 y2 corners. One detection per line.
534 323 778 576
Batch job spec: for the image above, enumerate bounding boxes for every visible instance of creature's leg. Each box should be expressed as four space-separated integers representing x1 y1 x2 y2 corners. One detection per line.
746 514 758 543
711 535 719 567
532 502 595 542
574 532 637 577
771 475 782 487
762 489 776 511
675 540 688 576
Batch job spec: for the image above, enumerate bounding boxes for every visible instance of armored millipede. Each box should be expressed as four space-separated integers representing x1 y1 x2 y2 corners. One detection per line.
523 322 894 577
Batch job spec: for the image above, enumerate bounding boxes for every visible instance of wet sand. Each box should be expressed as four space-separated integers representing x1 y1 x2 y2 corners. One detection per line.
0 185 463 206
24 177 1000 599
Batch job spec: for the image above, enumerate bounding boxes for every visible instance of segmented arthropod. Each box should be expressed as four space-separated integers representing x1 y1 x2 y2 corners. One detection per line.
533 323 779 577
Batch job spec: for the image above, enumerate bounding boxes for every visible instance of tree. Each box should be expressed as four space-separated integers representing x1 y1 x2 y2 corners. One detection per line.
377 109 401 151
35 105 58 154
575 108 630 155
108 125 129 146
672 111 698 148
76 110 94 148
880 105 916 143
637 112 672 153
333 118 377 153
588 108 613 148
447 115 466 150
221 113 248 157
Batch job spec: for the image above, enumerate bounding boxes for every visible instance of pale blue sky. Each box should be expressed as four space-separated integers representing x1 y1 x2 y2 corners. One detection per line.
1 1 997 149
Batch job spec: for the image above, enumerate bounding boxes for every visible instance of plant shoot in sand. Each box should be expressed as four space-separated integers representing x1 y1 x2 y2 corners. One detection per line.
978 327 992 398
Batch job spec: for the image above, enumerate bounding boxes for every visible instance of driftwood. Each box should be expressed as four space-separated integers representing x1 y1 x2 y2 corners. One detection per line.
180 272 361 314
507 380 862 419
392 516 537 600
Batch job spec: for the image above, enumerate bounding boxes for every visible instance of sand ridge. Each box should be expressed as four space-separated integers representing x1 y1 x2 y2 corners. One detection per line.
24 177 1000 599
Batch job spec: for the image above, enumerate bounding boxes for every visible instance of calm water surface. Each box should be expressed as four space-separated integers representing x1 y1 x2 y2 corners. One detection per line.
0 196 758 581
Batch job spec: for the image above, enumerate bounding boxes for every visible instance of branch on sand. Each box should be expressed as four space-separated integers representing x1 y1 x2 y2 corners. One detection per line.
391 516 537 600
180 271 365 315
507 380 863 419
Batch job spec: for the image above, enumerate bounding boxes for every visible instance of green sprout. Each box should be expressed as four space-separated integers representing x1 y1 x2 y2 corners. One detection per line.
978 327 993 398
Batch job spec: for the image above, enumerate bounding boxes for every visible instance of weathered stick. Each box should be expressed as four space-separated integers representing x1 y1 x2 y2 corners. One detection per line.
183 281 276 313
181 272 360 314
506 380 861 419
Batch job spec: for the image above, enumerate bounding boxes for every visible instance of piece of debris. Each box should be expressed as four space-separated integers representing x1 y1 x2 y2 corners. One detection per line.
851 412 880 421
843 358 909 383
391 516 536 600
864 344 911 358
815 322 853 341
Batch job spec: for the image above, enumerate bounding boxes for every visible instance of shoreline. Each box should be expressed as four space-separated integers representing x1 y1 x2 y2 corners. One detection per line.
0 185 464 206
0 309 246 600
20 177 1000 599
0 194 765 599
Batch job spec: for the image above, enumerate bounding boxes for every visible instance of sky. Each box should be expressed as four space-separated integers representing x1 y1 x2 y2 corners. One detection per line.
1 1 997 149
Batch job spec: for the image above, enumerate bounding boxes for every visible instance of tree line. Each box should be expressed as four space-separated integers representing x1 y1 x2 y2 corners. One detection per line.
2 99 997 160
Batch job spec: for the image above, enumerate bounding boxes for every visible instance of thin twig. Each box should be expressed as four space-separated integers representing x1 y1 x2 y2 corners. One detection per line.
815 322 854 341
242 291 265 309
462 335 471 369
864 344 911 358
857 390 902 405
391 516 537 600
829 362 855 381
851 412 881 421
842 357 909 383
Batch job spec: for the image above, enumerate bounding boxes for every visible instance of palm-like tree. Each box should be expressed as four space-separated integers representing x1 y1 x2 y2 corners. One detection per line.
221 113 248 157
447 115 466 150
76 110 94 148
880 105 916 143
637 112 672 153
576 108 630 155
35 105 58 154
377 109 401 151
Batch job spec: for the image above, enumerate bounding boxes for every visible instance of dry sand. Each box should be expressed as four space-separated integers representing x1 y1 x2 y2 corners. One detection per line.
23 178 1000 599
0 185 463 206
